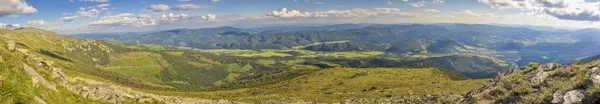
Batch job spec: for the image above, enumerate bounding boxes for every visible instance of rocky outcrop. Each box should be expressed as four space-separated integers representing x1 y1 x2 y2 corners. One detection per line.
23 63 57 91
14 43 241 104
67 77 243 104
461 63 600 103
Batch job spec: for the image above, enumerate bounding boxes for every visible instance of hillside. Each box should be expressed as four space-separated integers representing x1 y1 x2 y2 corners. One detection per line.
131 67 488 103
0 28 496 103
92 24 600 69
462 61 600 103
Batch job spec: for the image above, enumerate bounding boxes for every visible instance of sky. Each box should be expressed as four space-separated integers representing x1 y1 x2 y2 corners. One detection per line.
0 0 599 34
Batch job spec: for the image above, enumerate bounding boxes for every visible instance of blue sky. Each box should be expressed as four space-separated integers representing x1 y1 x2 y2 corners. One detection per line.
0 0 599 34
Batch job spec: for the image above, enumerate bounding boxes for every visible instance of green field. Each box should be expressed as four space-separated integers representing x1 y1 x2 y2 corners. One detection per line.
107 52 168 86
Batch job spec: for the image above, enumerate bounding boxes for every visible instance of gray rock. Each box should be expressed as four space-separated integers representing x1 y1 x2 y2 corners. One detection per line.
587 67 600 84
552 90 564 103
563 90 585 104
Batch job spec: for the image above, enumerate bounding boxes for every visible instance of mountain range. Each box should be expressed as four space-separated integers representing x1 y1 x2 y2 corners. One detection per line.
2 24 600 103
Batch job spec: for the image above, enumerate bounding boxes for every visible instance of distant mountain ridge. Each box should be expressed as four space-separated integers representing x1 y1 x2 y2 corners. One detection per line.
91 24 600 66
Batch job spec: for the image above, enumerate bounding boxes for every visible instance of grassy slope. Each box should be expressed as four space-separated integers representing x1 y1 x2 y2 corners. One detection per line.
0 28 491 103
0 33 106 104
136 67 488 103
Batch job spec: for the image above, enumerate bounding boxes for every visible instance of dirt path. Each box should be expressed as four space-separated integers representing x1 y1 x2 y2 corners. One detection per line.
23 63 57 91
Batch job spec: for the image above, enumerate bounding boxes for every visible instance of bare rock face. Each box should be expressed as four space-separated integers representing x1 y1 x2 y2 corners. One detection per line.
563 90 585 104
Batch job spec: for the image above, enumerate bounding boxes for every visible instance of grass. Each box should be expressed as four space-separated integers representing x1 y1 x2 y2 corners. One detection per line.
298 51 384 58
226 63 252 72
257 59 276 65
130 67 488 103
291 40 351 49
107 52 168 85
237 51 292 57
200 49 384 59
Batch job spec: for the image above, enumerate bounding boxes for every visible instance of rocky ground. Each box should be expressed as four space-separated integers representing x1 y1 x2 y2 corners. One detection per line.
462 62 600 103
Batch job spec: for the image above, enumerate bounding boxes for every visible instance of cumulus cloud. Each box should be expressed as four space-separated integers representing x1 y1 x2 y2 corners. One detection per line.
479 0 600 21
147 4 170 12
26 20 45 28
265 8 415 19
96 4 111 8
89 13 220 28
424 9 440 14
90 13 157 27
79 0 109 2
410 1 426 7
461 9 497 19
211 0 220 3
409 0 444 8
60 6 104 22
0 23 21 30
161 13 192 22
201 14 217 21
172 4 212 11
266 8 311 18
0 0 38 16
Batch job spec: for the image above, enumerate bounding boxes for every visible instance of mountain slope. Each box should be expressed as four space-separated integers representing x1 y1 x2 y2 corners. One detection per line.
93 24 600 68
462 61 600 103
0 28 495 103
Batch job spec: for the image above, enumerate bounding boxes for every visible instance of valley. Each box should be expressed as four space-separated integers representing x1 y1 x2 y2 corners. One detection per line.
1 23 600 103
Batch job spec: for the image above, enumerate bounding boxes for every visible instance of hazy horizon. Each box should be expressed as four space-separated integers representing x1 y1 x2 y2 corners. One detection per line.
1 0 600 34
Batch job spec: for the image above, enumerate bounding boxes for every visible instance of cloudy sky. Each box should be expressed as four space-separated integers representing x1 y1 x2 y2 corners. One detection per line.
0 0 599 34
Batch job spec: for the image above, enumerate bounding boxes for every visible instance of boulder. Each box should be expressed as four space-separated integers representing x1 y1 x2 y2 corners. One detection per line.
563 90 585 104
551 90 564 103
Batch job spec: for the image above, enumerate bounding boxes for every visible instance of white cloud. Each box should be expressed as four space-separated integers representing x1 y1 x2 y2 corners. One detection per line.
79 0 109 2
265 8 415 19
409 0 445 8
0 23 21 30
90 13 157 27
314 1 326 5
479 0 600 21
172 4 212 11
410 1 426 7
0 0 38 16
26 20 45 28
424 9 440 14
266 8 311 18
60 7 103 22
201 14 217 21
147 4 170 12
461 9 497 19
432 0 444 4
96 4 111 8
211 0 220 3
161 13 192 22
